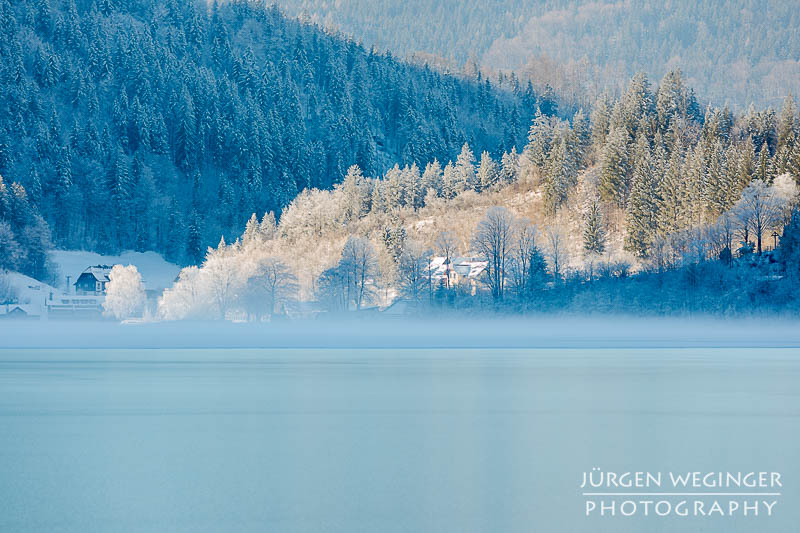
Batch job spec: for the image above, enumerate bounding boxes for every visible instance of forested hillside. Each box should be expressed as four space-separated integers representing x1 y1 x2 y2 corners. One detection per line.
0 175 51 281
277 0 800 109
0 0 547 266
156 71 800 319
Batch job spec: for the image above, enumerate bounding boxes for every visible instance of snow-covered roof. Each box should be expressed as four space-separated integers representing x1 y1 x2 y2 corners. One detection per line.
76 265 113 284
428 256 447 271
427 256 487 279
464 261 488 278
0 303 40 316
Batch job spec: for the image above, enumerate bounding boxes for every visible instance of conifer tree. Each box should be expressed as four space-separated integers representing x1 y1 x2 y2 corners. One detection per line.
599 126 631 207
777 95 798 151
738 136 756 189
421 159 443 196
655 70 686 133
370 179 385 214
259 212 277 240
476 151 499 192
590 97 611 147
242 213 260 245
622 72 655 133
185 213 203 266
402 163 422 209
339 164 367 222
441 162 458 200
454 143 476 193
702 140 727 221
789 143 800 183
382 165 404 209
542 138 574 215
625 143 661 257
382 223 407 262
583 199 606 254
525 109 552 169
755 142 771 183
500 148 519 184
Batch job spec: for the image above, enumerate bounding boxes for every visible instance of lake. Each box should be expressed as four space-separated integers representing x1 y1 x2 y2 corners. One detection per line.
0 348 798 532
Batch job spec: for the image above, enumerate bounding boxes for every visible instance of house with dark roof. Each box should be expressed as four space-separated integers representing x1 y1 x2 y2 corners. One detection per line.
74 265 113 295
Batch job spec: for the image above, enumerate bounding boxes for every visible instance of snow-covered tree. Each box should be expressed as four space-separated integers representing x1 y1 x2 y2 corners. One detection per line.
158 266 203 321
525 109 553 169
203 238 245 318
476 151 499 192
103 264 146 320
542 137 575 214
440 162 458 200
599 126 631 207
454 143 476 193
625 140 661 257
583 200 606 255
421 160 443 196
500 147 519 184
338 164 369 222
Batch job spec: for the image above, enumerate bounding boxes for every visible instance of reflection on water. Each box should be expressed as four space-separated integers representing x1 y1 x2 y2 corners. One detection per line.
0 348 798 532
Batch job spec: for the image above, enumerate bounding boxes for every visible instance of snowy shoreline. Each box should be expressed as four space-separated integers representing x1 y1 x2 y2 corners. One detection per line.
2 316 800 350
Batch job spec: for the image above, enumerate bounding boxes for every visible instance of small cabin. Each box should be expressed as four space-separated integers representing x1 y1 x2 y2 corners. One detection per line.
0 304 40 320
381 299 414 318
74 265 113 295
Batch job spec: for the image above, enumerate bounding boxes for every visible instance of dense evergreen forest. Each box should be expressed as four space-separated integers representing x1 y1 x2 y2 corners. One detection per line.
277 0 800 109
0 0 549 268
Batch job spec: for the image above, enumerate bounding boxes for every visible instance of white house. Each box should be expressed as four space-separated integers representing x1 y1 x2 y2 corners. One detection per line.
427 256 488 294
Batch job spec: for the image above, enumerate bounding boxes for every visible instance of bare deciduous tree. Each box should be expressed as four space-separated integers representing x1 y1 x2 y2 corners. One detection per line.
397 241 432 305
733 178 791 254
508 219 546 299
545 226 567 282
340 235 378 310
316 266 348 312
244 257 298 319
434 230 458 289
472 207 515 301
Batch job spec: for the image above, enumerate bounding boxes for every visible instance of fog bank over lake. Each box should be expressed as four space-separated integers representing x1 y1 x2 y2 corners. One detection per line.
2 316 800 350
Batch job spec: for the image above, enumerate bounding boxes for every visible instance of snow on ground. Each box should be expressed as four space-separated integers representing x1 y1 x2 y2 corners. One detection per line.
50 250 181 292
0 272 58 316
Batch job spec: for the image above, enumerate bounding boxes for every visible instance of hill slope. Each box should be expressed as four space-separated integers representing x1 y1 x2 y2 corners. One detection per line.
0 0 548 263
276 0 800 109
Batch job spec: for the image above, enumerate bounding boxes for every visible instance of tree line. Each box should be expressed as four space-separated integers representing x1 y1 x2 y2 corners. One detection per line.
152 69 800 318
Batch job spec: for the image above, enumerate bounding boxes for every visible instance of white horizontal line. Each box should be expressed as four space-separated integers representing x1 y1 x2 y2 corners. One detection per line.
582 493 782 496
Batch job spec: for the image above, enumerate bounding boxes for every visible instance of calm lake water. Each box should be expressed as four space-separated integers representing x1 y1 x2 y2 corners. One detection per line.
0 348 798 532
